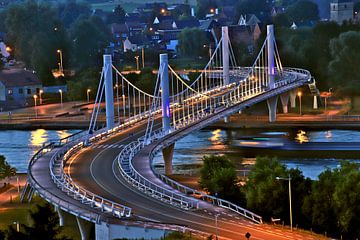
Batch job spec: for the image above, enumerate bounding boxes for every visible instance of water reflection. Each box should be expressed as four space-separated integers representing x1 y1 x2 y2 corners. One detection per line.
0 129 80 173
295 130 309 143
209 129 222 144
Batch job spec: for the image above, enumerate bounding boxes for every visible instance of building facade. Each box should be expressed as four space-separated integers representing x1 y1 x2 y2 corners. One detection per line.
330 0 354 24
0 69 42 102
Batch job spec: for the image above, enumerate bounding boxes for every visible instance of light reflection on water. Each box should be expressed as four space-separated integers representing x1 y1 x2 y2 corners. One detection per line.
153 128 360 180
0 129 80 173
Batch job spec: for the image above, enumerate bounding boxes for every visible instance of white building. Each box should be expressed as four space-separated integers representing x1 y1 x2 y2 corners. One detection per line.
330 0 354 24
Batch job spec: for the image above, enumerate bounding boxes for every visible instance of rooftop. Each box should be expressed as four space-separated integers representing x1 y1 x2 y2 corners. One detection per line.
0 69 41 88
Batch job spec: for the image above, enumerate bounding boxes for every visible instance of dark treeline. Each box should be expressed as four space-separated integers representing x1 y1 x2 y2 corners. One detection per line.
200 155 360 239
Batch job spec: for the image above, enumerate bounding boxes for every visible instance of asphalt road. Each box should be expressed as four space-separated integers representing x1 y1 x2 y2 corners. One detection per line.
66 119 323 240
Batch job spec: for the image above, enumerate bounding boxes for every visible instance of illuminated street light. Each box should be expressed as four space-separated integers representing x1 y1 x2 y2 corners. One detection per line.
5 46 11 52
87 88 91 103
161 8 166 14
276 175 293 231
12 221 19 232
59 89 63 107
57 49 63 75
135 56 139 71
39 90 43 105
33 95 38 118
297 91 302 116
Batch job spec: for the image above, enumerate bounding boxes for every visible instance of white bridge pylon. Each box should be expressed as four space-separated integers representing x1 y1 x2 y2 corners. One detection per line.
88 25 285 139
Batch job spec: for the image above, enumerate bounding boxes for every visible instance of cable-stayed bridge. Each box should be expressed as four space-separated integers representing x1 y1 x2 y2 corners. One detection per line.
24 25 318 240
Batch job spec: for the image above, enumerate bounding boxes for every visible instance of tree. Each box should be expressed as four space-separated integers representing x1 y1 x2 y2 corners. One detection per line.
328 31 360 96
106 5 126 24
245 156 311 225
58 0 91 28
177 28 208 57
0 155 16 185
285 0 319 23
4 1 69 85
70 16 109 68
5 203 70 240
236 0 270 19
199 155 243 202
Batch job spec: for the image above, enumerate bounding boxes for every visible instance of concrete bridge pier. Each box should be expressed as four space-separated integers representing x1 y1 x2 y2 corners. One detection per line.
313 95 318 109
290 90 297 108
76 217 93 240
55 206 66 226
162 143 175 175
267 96 278 122
280 92 290 113
95 222 167 240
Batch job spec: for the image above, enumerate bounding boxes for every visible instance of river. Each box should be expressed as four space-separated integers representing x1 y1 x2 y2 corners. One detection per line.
0 129 81 173
1 128 360 179
153 129 360 180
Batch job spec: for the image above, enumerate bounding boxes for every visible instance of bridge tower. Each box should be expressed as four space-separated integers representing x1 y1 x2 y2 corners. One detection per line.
267 25 275 89
160 53 171 134
222 26 231 123
222 26 230 86
266 25 278 122
103 54 115 129
160 53 174 175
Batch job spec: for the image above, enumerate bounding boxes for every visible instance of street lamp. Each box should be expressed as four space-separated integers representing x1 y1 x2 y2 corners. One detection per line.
276 174 293 231
57 49 63 74
135 56 139 71
87 89 91 103
215 212 220 240
58 89 63 107
33 95 38 118
12 221 19 232
39 90 43 105
297 91 302 116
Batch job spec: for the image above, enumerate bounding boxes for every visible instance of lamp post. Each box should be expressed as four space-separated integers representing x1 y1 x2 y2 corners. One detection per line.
13 221 19 232
87 89 91 103
276 174 293 231
39 90 43 105
297 91 302 116
58 89 63 107
33 95 38 118
135 56 139 71
215 213 220 240
57 49 63 74
142 47 145 68
325 88 332 115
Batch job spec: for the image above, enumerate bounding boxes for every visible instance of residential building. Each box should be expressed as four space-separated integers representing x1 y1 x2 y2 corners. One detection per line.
330 0 354 24
0 69 42 102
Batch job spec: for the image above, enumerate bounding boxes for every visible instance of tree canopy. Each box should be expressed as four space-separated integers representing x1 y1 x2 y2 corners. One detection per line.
177 28 208 57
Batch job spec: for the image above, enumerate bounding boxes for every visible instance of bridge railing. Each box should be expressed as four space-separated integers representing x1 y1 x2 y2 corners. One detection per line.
148 134 263 224
117 133 200 210
49 140 132 218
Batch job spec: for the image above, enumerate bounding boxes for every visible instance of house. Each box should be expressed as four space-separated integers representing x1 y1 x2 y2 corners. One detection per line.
330 0 354 24
238 14 261 27
0 69 42 102
228 24 262 54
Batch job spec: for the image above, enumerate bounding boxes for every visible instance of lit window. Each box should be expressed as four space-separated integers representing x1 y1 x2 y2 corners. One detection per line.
7 89 13 95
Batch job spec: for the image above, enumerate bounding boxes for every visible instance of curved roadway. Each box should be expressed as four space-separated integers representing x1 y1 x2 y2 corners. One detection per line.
66 119 320 240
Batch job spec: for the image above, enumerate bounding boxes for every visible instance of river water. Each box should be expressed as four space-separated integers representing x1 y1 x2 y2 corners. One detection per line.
153 129 360 180
1 128 359 179
0 129 80 173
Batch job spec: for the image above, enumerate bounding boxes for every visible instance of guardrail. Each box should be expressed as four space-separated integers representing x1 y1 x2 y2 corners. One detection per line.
117 136 200 210
49 142 132 218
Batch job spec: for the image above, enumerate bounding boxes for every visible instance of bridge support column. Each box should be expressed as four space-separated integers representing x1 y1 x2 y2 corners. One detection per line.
224 116 230 123
95 222 167 240
267 96 278 122
280 92 289 114
103 54 115 129
162 143 175 175
222 26 230 86
76 217 92 240
313 95 318 109
267 25 275 89
290 90 297 108
55 206 65 226
160 54 171 134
